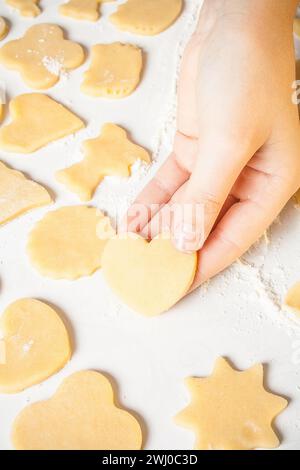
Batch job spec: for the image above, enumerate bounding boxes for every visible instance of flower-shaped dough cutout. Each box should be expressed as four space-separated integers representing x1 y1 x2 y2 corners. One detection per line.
102 233 197 316
175 357 288 450
12 370 143 450
59 0 115 22
283 282 300 318
110 0 183 36
0 17 9 41
56 124 150 201
81 43 143 98
0 24 85 89
0 93 85 154
5 0 41 17
27 205 114 280
0 299 71 394
0 161 52 225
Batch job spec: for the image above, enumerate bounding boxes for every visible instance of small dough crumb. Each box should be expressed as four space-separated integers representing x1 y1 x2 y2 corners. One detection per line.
12 370 142 450
0 93 85 154
56 123 150 201
0 299 71 394
110 0 183 36
0 24 85 89
0 17 9 41
0 161 52 225
59 0 115 22
283 282 300 318
175 357 288 450
81 43 143 98
27 206 114 280
5 0 41 17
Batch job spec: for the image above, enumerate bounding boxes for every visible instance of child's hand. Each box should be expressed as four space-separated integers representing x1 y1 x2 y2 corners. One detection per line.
121 0 300 290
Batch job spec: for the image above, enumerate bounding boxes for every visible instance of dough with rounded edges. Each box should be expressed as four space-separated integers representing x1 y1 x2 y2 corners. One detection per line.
0 161 52 225
59 0 115 22
175 357 288 450
0 24 85 89
283 282 300 318
27 205 114 280
5 0 41 17
0 17 9 41
12 370 142 450
0 94 84 154
101 233 197 316
110 0 182 36
0 299 71 394
56 123 150 201
81 43 143 98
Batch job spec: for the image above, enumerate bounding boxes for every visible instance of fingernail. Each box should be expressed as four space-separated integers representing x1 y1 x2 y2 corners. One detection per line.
173 223 203 253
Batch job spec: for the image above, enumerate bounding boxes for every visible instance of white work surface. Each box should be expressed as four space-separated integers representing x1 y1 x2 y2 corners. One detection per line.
0 0 300 451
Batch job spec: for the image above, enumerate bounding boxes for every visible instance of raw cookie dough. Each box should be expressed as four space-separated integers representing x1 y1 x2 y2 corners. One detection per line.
56 123 150 201
294 18 300 37
59 0 115 22
0 161 52 225
110 0 183 36
175 357 288 450
0 299 71 394
0 24 85 89
5 0 41 17
283 282 300 318
81 43 143 98
101 233 197 316
27 205 114 280
0 94 84 154
0 17 9 41
12 370 142 450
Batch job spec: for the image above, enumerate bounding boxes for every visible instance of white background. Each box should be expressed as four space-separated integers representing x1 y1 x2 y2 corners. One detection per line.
0 0 300 450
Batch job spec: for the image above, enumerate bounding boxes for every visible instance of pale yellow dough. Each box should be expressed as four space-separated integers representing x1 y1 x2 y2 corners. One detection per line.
27 205 114 280
283 282 300 318
0 299 71 394
0 94 84 154
12 370 142 450
0 24 85 89
59 0 115 22
110 0 182 36
56 123 150 201
101 233 197 316
0 17 9 41
175 357 288 450
294 18 300 37
81 43 143 98
5 0 41 17
0 161 52 225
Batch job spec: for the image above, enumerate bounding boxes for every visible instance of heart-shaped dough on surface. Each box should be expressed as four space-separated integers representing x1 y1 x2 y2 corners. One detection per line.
0 299 71 394
102 233 197 316
12 370 143 450
110 0 183 36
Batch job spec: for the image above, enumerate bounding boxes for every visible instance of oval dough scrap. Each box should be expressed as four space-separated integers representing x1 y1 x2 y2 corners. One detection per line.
0 93 85 154
5 0 41 17
283 282 300 318
0 17 9 41
0 299 71 394
81 43 143 98
12 370 142 450
101 233 197 316
0 161 52 225
0 24 85 90
59 0 115 22
27 205 114 280
109 0 183 36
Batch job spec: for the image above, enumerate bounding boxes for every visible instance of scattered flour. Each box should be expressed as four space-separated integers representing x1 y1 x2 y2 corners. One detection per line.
42 56 70 81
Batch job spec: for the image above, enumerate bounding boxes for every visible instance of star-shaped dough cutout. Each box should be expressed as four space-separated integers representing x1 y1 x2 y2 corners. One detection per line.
175 357 288 450
59 0 115 22
56 123 150 201
5 0 41 18
0 24 85 89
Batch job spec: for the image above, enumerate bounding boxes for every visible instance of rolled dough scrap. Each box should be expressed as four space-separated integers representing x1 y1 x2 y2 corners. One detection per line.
12 370 142 450
27 205 114 279
59 0 115 22
101 233 197 316
0 17 9 41
0 93 84 154
294 18 300 37
56 123 150 201
0 24 85 90
81 43 143 98
175 357 288 450
5 0 41 17
283 282 300 318
0 161 52 225
110 0 183 36
0 299 71 394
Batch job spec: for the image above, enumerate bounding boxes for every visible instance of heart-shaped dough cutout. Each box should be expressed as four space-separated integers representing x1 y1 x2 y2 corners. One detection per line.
102 233 197 316
0 299 71 393
12 370 143 450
